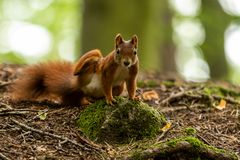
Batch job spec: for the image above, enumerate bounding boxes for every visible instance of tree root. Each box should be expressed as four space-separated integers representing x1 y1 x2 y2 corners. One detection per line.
125 137 238 160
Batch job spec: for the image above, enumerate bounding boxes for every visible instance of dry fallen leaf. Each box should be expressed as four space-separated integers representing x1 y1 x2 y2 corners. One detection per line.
36 145 47 152
215 99 226 110
142 90 159 101
161 121 172 132
106 147 117 157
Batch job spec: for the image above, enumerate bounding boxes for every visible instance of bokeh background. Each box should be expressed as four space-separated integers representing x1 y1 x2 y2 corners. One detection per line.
0 0 240 83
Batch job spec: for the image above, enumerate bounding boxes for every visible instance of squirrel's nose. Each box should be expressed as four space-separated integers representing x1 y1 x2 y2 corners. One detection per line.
124 61 130 66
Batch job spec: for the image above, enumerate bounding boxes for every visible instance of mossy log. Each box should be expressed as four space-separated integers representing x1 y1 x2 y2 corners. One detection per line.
126 137 238 160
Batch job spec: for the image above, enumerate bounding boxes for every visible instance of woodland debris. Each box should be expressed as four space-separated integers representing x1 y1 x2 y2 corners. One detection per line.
0 152 11 160
10 118 103 154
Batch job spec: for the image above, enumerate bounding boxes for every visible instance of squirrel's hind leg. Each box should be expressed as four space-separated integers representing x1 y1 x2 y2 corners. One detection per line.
61 91 90 106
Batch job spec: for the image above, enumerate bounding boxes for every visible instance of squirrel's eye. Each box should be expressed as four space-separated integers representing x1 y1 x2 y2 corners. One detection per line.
133 48 137 55
116 49 120 54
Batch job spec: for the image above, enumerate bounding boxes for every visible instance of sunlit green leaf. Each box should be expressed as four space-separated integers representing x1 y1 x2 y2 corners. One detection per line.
38 111 47 120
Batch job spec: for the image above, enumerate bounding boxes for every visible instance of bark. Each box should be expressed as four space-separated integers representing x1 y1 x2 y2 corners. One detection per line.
81 0 174 71
199 0 230 79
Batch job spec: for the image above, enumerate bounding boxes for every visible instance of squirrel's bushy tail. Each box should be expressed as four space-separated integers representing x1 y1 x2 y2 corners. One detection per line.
11 61 73 101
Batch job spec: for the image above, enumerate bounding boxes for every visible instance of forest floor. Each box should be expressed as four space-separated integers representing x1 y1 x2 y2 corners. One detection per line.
0 64 239 160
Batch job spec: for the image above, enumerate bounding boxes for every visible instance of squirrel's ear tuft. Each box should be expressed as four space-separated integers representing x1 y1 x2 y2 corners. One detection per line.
115 33 123 48
131 35 138 48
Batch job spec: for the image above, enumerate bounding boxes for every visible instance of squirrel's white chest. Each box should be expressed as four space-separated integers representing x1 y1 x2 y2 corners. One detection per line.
113 66 129 85
82 74 103 98
81 67 129 97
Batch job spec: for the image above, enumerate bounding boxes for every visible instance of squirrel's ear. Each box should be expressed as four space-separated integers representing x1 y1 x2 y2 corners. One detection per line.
115 33 123 48
131 35 138 48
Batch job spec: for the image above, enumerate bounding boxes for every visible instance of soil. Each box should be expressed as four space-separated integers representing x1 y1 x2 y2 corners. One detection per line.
0 64 239 160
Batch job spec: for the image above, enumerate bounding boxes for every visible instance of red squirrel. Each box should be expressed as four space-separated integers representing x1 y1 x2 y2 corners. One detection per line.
11 34 139 106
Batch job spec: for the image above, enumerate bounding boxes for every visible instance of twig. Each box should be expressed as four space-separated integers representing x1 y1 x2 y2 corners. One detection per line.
187 92 240 105
0 81 12 87
10 118 102 153
0 107 47 116
0 104 49 116
159 106 187 113
0 152 11 160
158 91 185 106
197 134 211 145
0 108 48 113
0 102 13 109
26 109 48 122
158 89 240 110
212 95 240 105
156 123 176 141
0 111 29 116
3 108 45 112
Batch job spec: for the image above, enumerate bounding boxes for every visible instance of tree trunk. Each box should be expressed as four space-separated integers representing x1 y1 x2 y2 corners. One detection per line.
81 0 167 70
81 0 150 53
199 0 230 79
159 1 176 74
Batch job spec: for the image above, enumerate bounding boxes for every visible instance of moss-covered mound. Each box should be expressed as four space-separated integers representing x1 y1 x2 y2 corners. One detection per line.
77 97 166 144
129 136 238 160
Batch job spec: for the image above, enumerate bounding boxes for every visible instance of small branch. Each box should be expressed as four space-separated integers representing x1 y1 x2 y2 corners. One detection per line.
0 103 48 116
156 123 176 141
158 89 240 110
0 111 29 116
0 152 11 160
0 81 12 87
1 108 45 112
10 118 102 153
158 91 185 106
187 92 240 106
3 108 44 112
196 134 211 146
0 102 13 109
159 106 187 113
212 95 240 105
26 109 48 122
0 106 47 116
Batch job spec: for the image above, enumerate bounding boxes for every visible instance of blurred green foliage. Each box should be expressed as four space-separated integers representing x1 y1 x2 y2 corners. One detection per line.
0 52 26 64
0 0 81 62
0 0 240 83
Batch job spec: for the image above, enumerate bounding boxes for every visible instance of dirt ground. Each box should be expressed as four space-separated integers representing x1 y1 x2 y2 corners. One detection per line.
0 64 239 160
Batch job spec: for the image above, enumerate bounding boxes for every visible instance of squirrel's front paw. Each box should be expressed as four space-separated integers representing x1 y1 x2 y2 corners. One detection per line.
80 97 91 106
129 96 141 101
106 97 116 106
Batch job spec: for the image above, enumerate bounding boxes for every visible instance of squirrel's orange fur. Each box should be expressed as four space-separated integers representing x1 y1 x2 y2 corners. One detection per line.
11 34 139 106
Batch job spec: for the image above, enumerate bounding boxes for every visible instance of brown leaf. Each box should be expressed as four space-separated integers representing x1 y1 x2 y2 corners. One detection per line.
36 145 47 152
142 90 159 101
215 99 226 110
161 121 172 132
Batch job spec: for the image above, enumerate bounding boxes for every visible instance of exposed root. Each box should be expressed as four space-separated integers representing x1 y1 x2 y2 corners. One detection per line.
126 140 238 160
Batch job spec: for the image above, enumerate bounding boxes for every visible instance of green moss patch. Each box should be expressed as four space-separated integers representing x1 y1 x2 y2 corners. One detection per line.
162 80 176 87
137 80 159 88
203 86 240 99
184 127 197 136
77 97 166 144
130 136 237 160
